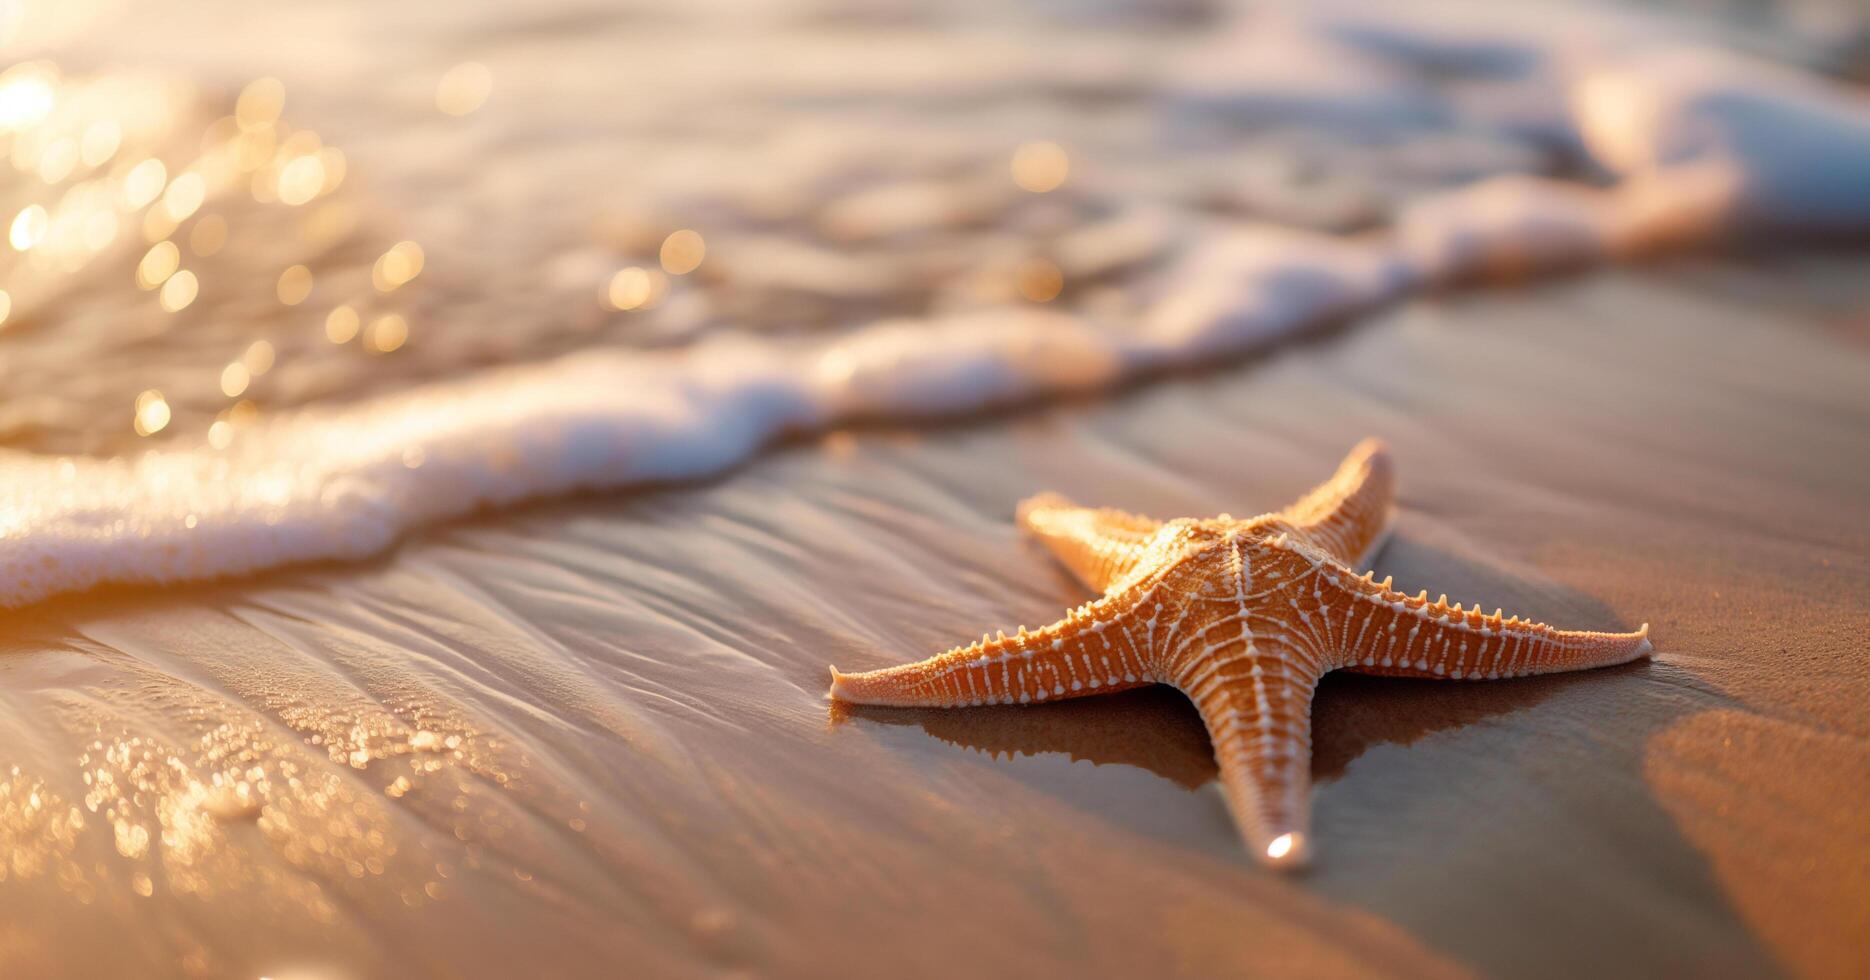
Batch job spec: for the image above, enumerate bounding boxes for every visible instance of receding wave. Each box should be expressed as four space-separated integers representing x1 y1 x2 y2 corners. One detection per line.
3 13 1868 608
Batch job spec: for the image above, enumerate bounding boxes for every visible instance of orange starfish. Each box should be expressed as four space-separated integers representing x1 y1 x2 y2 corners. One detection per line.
828 439 1652 869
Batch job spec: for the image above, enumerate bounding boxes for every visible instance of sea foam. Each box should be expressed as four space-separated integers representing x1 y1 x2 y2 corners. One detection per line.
3 10 1868 608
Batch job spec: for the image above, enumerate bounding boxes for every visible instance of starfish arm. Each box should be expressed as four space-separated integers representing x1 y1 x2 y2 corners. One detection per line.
1294 549 1654 679
1016 492 1163 592
1169 637 1323 870
1279 438 1396 567
828 593 1156 708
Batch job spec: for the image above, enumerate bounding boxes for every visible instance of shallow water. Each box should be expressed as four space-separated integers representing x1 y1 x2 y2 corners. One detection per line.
4 0 1870 607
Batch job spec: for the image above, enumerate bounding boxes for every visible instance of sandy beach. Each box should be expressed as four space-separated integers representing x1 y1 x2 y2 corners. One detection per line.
0 0 1867 976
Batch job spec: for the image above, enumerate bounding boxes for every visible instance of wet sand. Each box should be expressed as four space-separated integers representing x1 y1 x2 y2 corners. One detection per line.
0 251 1864 977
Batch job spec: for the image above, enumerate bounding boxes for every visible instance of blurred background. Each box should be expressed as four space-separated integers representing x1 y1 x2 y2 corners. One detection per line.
0 0 1863 456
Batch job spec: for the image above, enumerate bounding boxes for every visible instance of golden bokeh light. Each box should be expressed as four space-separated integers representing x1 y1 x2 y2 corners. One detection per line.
37 137 76 183
1014 257 1064 302
276 128 321 160
372 241 425 291
1010 140 1069 193
220 361 250 398
0 62 56 132
123 158 167 209
236 77 285 132
10 204 47 250
273 155 325 204
190 214 227 256
436 62 493 116
233 123 277 173
82 211 119 251
276 153 326 206
159 269 199 311
276 264 313 305
0 289 11 327
137 240 180 289
324 304 360 344
318 147 346 195
605 266 667 311
242 340 275 376
133 389 170 436
81 119 121 167
207 419 233 449
366 314 408 353
162 172 206 222
143 206 177 243
659 229 705 275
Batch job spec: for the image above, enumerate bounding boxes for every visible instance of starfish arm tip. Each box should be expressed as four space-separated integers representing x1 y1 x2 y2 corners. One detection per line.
1014 491 1072 526
827 665 858 702
1260 832 1313 871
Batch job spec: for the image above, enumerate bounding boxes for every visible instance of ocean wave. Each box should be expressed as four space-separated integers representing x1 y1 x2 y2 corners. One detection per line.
3 11 1867 608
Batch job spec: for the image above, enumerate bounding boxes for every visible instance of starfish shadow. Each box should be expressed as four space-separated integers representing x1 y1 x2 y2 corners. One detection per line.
836 686 1219 789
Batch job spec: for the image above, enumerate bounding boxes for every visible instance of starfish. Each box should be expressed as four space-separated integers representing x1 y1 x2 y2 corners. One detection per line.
828 439 1652 869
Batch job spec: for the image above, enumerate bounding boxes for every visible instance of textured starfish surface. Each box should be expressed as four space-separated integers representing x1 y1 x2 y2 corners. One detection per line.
828 438 1654 869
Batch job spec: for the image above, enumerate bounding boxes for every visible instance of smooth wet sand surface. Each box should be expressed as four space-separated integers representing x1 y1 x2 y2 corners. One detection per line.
1 254 1865 978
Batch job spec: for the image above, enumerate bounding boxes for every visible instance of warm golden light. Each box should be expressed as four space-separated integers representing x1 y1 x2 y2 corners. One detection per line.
242 340 276 376
37 137 75 183
159 269 199 311
0 62 56 132
137 240 180 289
220 362 250 398
276 154 326 206
233 124 277 172
80 119 120 167
236 77 285 132
277 128 321 160
436 62 492 116
10 204 47 250
319 147 347 195
207 419 233 449
190 214 227 256
133 389 171 436
1266 833 1297 861
276 264 313 305
660 229 705 275
324 305 360 344
0 289 11 327
1011 140 1069 193
367 314 408 353
143 207 177 244
162 172 206 222
606 266 667 311
372 241 425 291
82 211 119 251
1014 257 1064 302
123 158 167 209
